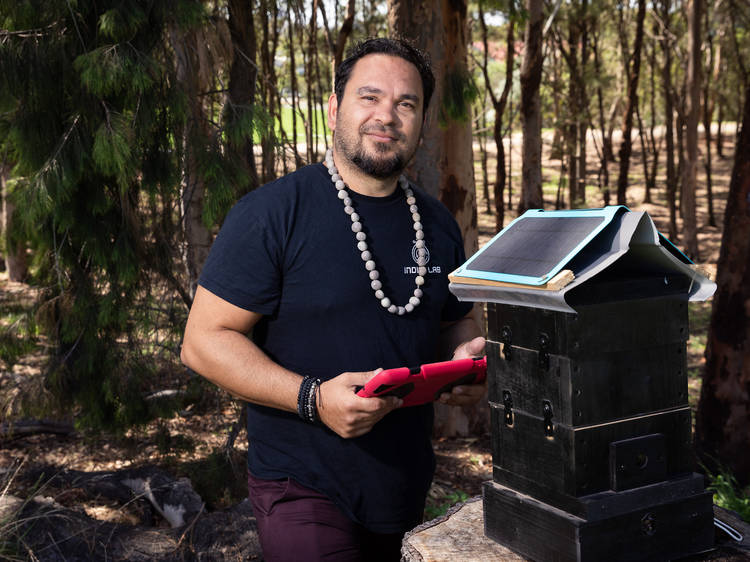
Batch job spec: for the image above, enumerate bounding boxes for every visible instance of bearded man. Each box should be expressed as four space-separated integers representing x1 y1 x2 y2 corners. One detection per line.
181 37 485 561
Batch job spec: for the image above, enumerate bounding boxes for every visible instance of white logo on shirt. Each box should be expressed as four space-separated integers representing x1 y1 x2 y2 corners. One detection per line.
404 240 441 274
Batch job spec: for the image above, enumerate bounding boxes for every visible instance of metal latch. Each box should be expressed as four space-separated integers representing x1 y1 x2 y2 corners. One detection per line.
501 326 512 361
502 390 514 426
543 400 554 437
539 332 550 370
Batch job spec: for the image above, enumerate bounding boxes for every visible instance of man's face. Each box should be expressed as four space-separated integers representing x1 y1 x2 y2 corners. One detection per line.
328 54 424 179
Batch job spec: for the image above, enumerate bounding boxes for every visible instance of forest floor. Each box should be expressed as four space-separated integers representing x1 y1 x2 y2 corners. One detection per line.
0 126 736 536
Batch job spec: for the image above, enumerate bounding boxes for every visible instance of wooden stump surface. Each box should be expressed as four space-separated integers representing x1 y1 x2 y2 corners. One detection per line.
402 496 750 562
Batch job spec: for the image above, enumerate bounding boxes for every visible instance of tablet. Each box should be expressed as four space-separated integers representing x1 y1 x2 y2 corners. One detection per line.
356 356 487 407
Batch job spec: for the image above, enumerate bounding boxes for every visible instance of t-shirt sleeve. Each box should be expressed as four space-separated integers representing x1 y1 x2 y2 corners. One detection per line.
198 197 283 315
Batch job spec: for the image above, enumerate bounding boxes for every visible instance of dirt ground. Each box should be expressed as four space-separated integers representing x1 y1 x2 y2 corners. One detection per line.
0 126 733 528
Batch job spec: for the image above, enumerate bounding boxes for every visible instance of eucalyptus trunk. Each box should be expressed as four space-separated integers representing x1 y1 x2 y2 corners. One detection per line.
388 0 483 437
695 79 750 487
1 164 27 282
616 0 646 206
683 0 701 260
519 0 545 213
171 25 213 300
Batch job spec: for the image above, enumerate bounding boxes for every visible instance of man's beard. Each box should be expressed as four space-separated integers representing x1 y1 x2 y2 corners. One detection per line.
335 125 412 179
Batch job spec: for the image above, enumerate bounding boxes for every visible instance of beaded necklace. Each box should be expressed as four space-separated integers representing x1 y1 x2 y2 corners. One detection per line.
323 148 427 315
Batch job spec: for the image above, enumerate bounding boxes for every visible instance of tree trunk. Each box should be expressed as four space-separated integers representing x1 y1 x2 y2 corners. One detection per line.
683 0 701 260
592 28 611 201
388 0 483 437
703 2 716 227
695 79 750 487
259 0 279 182
566 10 580 209
518 0 545 213
226 0 259 196
171 25 213 300
286 10 304 168
576 0 589 207
616 0 646 206
1 163 28 282
478 2 515 230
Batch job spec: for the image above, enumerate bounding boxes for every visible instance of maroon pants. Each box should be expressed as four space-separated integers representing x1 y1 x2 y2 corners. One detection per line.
247 471 404 561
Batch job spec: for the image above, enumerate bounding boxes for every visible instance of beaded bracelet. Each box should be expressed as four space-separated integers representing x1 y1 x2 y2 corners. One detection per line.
297 376 321 423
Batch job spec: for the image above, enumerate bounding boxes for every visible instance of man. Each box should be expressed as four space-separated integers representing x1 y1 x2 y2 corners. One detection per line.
181 37 485 561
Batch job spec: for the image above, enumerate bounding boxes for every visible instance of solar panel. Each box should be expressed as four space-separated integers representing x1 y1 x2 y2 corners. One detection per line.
453 207 627 286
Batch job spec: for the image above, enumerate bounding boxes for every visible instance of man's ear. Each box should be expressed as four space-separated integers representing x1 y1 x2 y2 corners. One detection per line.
327 93 338 132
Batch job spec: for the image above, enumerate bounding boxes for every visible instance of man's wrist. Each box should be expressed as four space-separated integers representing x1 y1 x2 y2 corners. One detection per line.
297 376 321 423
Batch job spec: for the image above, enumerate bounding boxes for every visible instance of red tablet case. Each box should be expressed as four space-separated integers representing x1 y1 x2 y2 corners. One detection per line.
356 356 487 407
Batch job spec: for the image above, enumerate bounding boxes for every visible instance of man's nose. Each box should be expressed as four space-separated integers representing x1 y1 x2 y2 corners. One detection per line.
373 101 400 126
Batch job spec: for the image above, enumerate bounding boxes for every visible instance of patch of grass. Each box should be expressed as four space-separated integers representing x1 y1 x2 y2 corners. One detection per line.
424 489 470 521
686 302 712 408
706 468 750 523
174 448 248 510
0 313 38 368
0 462 44 561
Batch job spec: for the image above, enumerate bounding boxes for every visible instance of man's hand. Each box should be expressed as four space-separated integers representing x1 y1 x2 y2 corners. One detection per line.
317 370 402 439
438 336 487 406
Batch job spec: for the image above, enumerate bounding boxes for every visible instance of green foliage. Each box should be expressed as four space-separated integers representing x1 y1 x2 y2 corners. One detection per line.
177 448 249 509
707 468 750 523
0 312 38 369
440 66 480 126
424 489 470 520
0 0 251 432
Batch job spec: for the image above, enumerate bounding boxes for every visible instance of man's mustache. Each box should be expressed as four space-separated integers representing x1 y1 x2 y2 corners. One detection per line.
360 124 403 141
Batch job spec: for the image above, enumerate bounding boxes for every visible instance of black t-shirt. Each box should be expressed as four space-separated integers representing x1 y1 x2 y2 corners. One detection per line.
198 162 471 532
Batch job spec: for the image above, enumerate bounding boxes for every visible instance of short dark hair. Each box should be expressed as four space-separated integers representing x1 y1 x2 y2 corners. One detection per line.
334 37 435 117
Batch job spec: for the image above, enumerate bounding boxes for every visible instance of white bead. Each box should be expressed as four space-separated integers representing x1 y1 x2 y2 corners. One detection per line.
414 288 423 298
413 222 422 231
338 190 348 200
345 206 354 215
415 231 424 240
416 240 425 248
344 197 352 206
356 232 366 241
375 290 385 299
352 222 362 232
417 257 427 266
361 250 371 261
405 303 414 312
371 280 382 290
407 196 416 205
388 304 398 314
418 266 427 275
415 276 425 285
410 204 418 213
332 173 341 182
409 296 420 306
369 270 379 280
412 213 421 222
381 297 391 308
335 180 345 189
358 241 368 251
328 166 336 175
350 213 359 222
397 306 406 315
417 248 427 257
405 189 414 197
365 260 376 271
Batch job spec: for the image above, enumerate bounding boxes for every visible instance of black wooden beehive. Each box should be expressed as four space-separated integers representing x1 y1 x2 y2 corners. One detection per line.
482 277 714 562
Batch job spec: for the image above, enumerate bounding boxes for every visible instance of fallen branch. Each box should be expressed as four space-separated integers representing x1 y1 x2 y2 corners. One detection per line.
0 420 74 439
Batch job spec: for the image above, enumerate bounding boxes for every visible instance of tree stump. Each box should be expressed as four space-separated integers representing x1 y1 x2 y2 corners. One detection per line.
401 496 750 562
